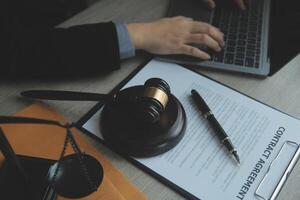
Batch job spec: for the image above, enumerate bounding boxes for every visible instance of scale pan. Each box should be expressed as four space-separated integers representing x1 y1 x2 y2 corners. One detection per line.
47 154 103 198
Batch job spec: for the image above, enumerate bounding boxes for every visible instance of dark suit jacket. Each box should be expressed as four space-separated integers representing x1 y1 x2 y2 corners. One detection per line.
0 0 120 78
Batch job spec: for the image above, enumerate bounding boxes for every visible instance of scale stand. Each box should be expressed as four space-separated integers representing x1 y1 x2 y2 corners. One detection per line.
0 128 57 200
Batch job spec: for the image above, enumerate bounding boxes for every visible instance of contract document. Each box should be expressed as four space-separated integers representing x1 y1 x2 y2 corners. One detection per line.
80 59 300 200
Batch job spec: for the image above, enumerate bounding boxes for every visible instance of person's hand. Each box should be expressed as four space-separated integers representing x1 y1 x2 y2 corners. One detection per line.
202 0 247 10
127 17 224 60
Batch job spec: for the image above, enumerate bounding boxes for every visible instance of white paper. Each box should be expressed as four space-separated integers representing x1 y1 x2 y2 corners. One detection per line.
82 60 300 200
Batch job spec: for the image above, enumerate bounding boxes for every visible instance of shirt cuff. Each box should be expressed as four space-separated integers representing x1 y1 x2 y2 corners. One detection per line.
115 23 135 59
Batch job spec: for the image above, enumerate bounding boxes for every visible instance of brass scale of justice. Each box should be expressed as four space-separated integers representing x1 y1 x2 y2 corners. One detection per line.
0 78 187 199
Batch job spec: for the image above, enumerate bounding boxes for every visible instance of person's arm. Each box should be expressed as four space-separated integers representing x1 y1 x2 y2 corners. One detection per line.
127 17 224 60
1 22 120 78
0 0 120 78
1 1 224 78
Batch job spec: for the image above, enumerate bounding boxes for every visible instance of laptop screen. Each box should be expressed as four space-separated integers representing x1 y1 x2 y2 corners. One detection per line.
269 0 300 75
168 0 212 23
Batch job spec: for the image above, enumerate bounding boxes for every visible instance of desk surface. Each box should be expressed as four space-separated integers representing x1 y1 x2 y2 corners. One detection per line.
1 0 299 199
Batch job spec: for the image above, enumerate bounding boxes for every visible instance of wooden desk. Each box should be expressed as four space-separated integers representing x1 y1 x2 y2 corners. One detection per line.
0 0 299 199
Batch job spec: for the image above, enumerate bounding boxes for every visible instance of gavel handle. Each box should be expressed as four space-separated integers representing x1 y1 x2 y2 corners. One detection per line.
21 90 112 102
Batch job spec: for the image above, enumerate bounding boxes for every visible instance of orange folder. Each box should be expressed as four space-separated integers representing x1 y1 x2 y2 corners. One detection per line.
0 103 148 200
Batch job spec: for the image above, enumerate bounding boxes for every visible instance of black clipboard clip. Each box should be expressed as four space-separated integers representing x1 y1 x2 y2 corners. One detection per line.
255 141 300 200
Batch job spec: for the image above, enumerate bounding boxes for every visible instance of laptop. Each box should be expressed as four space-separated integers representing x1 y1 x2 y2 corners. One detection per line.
159 0 299 76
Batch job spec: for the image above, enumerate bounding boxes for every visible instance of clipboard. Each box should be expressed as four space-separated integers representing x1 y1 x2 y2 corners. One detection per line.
76 59 300 200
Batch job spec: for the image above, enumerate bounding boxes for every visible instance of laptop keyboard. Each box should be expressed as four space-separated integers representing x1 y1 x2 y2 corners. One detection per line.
211 0 264 68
